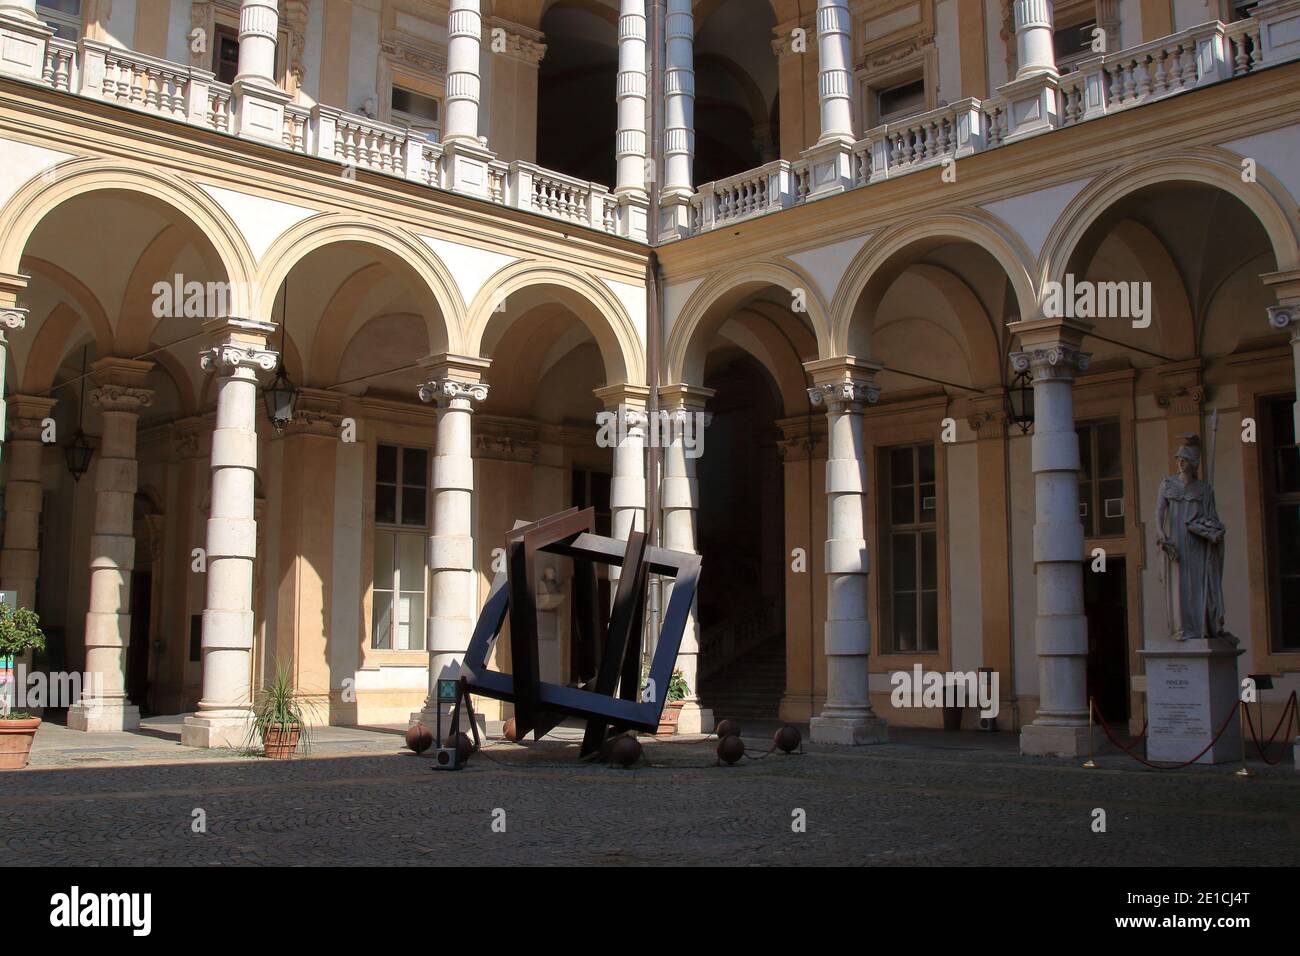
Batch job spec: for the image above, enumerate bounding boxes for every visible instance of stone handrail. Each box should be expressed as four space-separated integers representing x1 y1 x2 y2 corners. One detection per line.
12 15 1286 241
506 162 614 231
78 39 213 126
42 36 75 93
857 97 986 184
690 159 798 232
282 102 310 153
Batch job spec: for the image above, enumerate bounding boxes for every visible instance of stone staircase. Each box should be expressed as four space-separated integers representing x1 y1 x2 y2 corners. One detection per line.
698 637 786 721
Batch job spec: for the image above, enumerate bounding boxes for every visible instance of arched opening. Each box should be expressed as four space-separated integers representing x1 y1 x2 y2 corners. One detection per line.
843 235 1023 727
10 186 233 719
696 350 786 718
1063 182 1287 711
536 2 619 185
673 277 819 723
475 285 623 712
694 0 779 183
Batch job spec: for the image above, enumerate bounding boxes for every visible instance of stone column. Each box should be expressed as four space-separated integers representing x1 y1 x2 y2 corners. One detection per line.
232 0 290 142
799 1 857 199
67 359 154 733
997 0 1061 141
1013 0 1057 77
659 385 714 734
615 0 650 239
815 0 854 144
445 0 483 145
1262 275 1300 773
1 396 56 611
412 354 490 729
235 0 278 84
805 358 887 745
1263 271 1300 440
1009 316 1094 757
182 319 278 749
440 0 496 198
596 384 649 544
661 0 695 238
0 0 51 83
0 278 27 469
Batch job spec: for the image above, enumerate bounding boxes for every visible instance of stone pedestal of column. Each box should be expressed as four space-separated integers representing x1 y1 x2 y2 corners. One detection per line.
231 0 290 143
0 2 52 82
995 0 1061 142
1139 640 1243 764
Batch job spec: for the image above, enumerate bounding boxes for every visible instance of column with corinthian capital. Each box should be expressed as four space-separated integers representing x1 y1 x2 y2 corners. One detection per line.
1009 316 1094 756
412 355 491 729
183 319 278 748
659 384 714 733
804 358 888 745
68 358 154 732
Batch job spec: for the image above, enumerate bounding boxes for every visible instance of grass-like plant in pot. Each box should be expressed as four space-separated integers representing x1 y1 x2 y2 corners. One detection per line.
248 668 318 759
0 603 46 770
655 669 691 736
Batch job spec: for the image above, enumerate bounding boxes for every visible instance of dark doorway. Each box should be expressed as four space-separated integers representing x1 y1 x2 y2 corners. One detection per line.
127 572 152 715
569 467 611 683
537 5 617 185
696 355 785 719
1084 558 1129 723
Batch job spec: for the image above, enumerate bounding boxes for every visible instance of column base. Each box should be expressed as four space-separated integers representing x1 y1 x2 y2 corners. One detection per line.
182 712 253 749
994 72 1061 144
410 705 486 740
67 700 141 733
676 700 713 735
1019 722 1094 757
231 78 292 145
440 140 498 199
798 137 856 200
0 11 52 82
810 714 888 746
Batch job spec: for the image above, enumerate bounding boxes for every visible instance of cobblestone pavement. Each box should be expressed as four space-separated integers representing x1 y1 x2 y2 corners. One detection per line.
2 731 1297 866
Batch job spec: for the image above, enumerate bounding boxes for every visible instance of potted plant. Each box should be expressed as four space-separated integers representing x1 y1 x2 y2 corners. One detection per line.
655 669 690 736
248 668 316 759
0 604 46 770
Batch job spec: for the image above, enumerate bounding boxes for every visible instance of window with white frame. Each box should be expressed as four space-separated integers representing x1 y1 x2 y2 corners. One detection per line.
372 444 429 651
880 443 940 654
390 85 441 142
38 0 82 40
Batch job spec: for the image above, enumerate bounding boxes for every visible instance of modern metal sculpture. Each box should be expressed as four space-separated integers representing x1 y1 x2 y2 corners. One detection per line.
459 507 701 759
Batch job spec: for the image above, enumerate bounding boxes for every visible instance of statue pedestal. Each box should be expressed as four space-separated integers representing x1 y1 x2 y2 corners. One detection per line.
1138 638 1242 765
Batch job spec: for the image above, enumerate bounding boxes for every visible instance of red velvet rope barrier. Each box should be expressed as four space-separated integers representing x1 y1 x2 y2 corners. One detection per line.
1090 696 1242 770
1242 690 1299 766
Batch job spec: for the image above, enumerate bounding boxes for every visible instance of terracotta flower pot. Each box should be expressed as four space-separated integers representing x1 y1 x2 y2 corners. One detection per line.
0 717 41 770
656 701 684 736
261 722 301 759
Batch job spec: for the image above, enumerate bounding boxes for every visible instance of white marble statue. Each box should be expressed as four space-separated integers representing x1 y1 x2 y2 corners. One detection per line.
1155 434 1234 643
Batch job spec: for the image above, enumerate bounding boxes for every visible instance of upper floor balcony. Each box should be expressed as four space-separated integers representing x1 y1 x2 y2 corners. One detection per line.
2 0 1299 244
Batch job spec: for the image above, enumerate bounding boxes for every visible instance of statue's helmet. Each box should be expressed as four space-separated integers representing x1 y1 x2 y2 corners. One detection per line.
1175 433 1201 465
